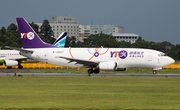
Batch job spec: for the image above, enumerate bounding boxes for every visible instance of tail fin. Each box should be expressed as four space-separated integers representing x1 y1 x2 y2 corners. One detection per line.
16 18 57 49
53 32 67 48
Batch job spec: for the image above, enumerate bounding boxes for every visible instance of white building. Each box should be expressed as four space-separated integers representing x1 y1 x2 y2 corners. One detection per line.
36 16 138 43
36 16 80 41
112 33 139 44
90 25 114 35
79 24 124 37
79 25 90 37
78 25 90 42
113 26 124 34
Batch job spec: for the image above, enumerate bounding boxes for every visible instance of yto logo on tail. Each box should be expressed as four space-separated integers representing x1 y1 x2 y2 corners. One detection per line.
21 32 34 40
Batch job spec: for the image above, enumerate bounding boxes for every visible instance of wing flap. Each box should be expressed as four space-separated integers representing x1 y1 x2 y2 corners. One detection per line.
57 56 98 67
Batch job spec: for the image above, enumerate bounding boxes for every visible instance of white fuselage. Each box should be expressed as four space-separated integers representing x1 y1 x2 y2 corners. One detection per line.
20 48 175 70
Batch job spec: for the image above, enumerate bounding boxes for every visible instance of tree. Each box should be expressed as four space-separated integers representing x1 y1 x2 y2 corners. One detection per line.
65 36 76 47
0 27 6 35
29 22 39 34
132 37 150 48
7 23 17 32
82 33 118 47
118 40 131 48
39 20 55 44
40 20 54 38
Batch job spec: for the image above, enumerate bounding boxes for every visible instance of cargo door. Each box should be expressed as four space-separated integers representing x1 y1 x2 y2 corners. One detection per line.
44 51 48 60
148 52 152 61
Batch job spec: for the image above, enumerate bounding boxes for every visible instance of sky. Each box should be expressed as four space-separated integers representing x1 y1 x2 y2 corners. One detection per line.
0 0 180 45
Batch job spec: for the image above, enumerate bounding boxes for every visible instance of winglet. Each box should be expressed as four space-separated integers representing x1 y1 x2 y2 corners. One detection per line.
16 18 58 49
53 32 67 48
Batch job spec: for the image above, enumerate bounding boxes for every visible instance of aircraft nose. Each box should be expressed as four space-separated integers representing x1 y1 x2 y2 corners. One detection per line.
168 57 175 65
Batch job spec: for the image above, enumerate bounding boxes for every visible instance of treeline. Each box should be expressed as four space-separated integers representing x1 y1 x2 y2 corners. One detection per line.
0 20 180 61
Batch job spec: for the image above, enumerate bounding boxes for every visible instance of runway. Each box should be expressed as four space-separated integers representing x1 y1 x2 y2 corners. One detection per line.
1 73 180 77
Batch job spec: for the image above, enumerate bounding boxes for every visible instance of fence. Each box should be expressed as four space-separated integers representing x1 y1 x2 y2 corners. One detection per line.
0 62 71 69
1 105 180 110
163 63 180 69
0 62 180 69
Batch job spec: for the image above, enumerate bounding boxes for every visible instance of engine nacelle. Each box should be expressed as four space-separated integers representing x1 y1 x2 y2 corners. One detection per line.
99 62 117 71
3 60 18 67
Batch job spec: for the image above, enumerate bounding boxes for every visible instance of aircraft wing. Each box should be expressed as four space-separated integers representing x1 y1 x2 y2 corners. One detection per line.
5 46 34 53
57 56 99 67
3 56 27 60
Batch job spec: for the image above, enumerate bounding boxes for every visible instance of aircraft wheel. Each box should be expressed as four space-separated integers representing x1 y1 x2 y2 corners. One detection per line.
153 70 157 74
88 69 93 74
94 69 100 74
18 65 23 69
7 67 12 69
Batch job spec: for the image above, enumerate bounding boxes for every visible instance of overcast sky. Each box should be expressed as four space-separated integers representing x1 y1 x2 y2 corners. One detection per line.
0 0 180 45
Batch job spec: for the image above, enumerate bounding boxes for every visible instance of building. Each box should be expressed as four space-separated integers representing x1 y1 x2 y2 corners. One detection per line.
36 16 138 43
113 26 124 34
79 25 90 38
79 24 126 42
78 25 90 42
79 25 124 37
36 16 80 41
112 33 139 44
90 25 114 35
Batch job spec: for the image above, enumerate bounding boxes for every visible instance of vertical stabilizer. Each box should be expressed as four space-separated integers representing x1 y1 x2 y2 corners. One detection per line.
53 32 67 48
16 18 57 49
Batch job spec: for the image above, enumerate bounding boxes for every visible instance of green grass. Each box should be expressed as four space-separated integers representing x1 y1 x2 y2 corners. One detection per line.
0 77 180 109
16 68 180 74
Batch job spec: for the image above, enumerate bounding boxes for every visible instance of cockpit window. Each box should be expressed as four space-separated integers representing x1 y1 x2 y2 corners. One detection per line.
158 53 167 57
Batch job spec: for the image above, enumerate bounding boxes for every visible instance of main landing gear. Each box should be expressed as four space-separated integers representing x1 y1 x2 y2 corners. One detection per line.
88 68 100 74
18 65 23 69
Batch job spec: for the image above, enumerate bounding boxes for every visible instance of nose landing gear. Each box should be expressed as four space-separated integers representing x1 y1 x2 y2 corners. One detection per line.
153 70 157 74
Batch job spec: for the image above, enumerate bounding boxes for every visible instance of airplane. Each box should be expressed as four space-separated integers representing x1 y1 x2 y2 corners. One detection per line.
0 32 67 69
14 18 175 74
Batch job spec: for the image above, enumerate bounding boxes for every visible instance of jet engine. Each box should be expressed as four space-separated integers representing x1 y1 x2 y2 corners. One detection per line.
99 62 117 71
3 60 18 67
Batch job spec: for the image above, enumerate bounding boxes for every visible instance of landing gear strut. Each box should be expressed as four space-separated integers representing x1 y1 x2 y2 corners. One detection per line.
18 65 23 69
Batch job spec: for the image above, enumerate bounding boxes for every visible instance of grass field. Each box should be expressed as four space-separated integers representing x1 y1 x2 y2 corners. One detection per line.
0 77 180 109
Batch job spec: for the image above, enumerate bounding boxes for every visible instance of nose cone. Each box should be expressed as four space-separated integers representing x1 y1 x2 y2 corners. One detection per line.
166 57 175 65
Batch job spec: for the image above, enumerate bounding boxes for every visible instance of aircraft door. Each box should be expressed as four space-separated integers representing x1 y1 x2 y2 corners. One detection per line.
158 58 162 64
44 51 48 60
148 52 152 61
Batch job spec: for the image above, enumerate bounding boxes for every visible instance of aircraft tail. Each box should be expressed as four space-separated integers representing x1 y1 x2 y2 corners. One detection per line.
53 32 67 48
16 18 57 49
